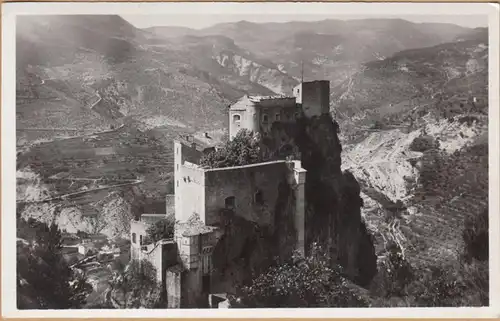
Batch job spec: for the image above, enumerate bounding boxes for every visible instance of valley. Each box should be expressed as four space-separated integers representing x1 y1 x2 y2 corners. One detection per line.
15 14 489 307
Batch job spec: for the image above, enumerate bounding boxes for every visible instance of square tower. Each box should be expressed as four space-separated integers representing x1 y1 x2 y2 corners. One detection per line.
293 80 330 118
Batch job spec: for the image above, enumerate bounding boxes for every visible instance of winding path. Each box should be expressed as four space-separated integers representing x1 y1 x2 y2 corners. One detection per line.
17 179 143 205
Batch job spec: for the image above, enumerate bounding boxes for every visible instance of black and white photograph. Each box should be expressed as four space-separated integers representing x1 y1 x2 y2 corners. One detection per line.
2 1 499 317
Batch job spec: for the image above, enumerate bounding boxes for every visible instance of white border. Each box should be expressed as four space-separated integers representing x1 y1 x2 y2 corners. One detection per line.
2 2 499 318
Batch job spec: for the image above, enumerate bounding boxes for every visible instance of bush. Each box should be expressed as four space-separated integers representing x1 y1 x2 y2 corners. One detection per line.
463 209 488 262
144 217 175 244
409 135 436 152
199 129 263 168
234 244 368 308
106 259 163 308
371 243 414 299
17 217 93 309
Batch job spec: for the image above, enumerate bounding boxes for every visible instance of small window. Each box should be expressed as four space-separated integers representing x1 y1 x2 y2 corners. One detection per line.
255 190 264 205
225 196 236 209
262 114 269 124
177 180 179 187
132 233 137 244
275 113 281 121
140 235 143 245
176 147 179 155
233 114 241 123
176 164 179 171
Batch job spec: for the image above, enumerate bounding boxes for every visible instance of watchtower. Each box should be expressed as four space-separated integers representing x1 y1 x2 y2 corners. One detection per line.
293 80 330 118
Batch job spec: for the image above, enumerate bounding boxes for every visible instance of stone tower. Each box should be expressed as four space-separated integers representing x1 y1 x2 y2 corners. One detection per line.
293 80 330 118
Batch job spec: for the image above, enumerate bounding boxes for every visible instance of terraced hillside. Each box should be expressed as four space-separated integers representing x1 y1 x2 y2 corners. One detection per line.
16 124 181 237
332 32 488 136
338 30 488 270
403 141 488 268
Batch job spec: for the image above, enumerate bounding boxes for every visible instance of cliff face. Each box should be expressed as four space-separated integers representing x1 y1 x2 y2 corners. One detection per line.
262 114 377 286
213 51 298 95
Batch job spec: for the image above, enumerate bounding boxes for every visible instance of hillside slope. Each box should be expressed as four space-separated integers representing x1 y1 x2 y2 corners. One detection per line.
337 33 488 268
149 19 470 87
16 15 287 145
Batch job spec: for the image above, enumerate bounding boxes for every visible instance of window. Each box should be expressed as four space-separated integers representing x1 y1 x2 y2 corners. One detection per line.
176 147 179 155
233 114 241 123
177 180 179 187
176 164 179 171
140 235 143 245
132 233 137 244
254 190 264 205
262 114 269 124
225 196 236 209
275 113 281 121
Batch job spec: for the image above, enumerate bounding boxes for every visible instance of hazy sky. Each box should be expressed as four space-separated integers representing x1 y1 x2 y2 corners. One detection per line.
122 14 488 30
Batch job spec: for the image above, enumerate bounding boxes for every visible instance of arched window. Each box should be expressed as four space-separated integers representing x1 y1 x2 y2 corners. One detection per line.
225 196 236 209
132 233 137 244
233 114 241 123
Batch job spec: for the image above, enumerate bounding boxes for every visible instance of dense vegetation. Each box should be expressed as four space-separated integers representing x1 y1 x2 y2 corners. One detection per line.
104 259 164 308
17 217 93 309
200 129 263 168
144 216 176 244
234 245 368 308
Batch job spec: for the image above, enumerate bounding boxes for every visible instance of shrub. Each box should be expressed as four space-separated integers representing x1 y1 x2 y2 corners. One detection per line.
371 242 414 299
199 129 263 168
234 244 368 308
106 259 163 308
463 209 488 263
144 217 175 244
17 217 93 309
409 135 436 152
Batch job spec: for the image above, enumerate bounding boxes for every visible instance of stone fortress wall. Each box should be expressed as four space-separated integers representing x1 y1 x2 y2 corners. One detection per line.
130 80 333 308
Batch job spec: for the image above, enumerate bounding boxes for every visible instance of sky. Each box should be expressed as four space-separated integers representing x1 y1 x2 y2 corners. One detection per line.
121 14 488 30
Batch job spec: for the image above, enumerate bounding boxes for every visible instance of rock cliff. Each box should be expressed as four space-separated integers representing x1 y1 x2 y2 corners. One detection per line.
261 114 377 286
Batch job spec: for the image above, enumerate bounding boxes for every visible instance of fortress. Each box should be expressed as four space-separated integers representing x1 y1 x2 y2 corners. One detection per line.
130 80 330 308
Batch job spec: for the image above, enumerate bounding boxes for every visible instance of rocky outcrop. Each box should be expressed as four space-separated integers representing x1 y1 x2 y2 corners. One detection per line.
214 52 298 95
262 114 377 286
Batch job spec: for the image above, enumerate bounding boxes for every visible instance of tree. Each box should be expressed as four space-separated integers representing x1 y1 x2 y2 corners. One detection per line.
105 259 163 308
462 209 488 262
377 242 414 298
234 244 368 308
144 217 175 244
17 218 93 309
406 264 468 307
199 129 263 168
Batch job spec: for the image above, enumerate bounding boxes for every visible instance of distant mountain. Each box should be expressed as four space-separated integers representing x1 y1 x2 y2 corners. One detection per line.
454 27 488 42
148 19 470 86
331 33 488 132
17 15 484 143
16 15 285 143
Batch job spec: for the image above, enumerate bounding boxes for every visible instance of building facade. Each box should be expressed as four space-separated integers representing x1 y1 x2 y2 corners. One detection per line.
128 80 336 308
229 80 331 139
